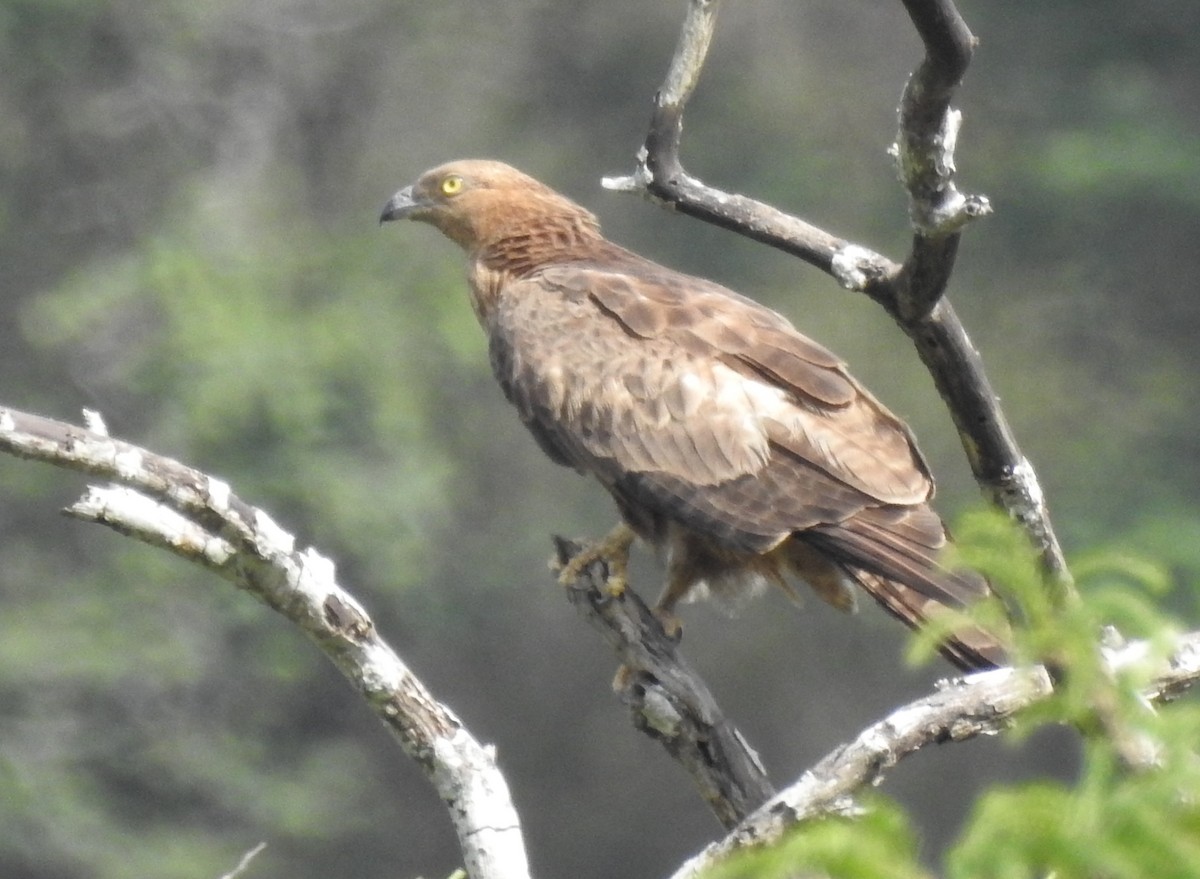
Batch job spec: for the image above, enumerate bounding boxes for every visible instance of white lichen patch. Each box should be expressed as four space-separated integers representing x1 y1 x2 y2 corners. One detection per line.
831 245 883 291
252 508 295 556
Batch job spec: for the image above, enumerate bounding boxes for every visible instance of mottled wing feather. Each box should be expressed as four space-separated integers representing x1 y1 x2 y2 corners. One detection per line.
539 262 933 504
490 271 774 486
488 259 948 569
790 504 1004 670
611 447 880 553
557 262 853 404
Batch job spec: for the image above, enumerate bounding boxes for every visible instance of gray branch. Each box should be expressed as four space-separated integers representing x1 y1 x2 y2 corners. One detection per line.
0 406 532 879
4 396 1199 879
666 632 1200 879
553 537 775 829
604 0 1070 592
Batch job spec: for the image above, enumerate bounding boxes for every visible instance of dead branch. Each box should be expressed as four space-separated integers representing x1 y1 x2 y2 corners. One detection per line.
0 406 532 879
604 0 1070 593
665 631 1200 879
554 537 775 828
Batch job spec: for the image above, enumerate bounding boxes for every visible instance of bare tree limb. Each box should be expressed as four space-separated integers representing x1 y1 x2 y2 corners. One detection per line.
665 631 1200 879
888 0 1071 596
604 0 1071 594
554 537 775 828
894 0 987 245
0 406 532 879
553 530 1198 842
602 0 862 278
217 842 268 879
5 402 1196 879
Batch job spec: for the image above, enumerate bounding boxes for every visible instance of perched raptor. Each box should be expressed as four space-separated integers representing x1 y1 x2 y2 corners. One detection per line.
381 159 1005 670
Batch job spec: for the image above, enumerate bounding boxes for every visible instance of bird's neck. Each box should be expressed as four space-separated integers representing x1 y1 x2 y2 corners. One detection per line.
460 196 613 323
474 214 606 278
468 228 614 328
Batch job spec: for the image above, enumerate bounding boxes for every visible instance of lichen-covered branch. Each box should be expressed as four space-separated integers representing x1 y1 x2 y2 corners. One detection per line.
894 0 990 243
554 537 775 828
605 0 1070 592
889 0 1070 593
666 631 1200 879
602 0 861 277
0 405 532 879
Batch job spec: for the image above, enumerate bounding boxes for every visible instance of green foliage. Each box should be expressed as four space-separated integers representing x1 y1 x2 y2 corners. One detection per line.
714 511 1200 879
707 800 931 879
3 2 1200 878
950 510 1179 733
952 726 1200 879
946 513 1200 879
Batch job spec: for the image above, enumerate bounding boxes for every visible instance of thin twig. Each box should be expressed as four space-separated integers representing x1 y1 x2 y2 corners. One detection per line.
218 842 268 879
603 0 865 278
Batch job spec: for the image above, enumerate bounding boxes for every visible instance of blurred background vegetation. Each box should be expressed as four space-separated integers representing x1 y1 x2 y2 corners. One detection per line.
0 1 1198 877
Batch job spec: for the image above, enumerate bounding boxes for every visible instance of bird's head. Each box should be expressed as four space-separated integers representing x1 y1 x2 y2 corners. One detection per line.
379 159 600 253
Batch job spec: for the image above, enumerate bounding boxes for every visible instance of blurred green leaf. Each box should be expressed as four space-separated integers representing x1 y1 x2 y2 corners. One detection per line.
707 799 930 879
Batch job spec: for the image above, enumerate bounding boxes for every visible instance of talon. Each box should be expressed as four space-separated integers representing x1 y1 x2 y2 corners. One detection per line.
556 549 595 586
555 523 635 595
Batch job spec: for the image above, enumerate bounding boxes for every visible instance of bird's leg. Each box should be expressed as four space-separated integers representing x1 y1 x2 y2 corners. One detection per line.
556 522 635 599
650 602 684 643
611 565 689 693
650 569 692 643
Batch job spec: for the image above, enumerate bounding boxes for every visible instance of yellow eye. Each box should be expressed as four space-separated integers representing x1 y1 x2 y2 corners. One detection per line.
440 175 464 196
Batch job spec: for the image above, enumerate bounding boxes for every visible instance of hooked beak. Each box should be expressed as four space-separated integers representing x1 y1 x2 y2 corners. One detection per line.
379 185 424 224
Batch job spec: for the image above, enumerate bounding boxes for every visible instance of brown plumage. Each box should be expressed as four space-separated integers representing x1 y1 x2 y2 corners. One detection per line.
381 159 1006 671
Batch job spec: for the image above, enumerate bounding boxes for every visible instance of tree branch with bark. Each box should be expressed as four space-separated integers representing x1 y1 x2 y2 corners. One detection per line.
2 0 1196 877
604 0 1068 589
3 405 1198 879
0 407 532 879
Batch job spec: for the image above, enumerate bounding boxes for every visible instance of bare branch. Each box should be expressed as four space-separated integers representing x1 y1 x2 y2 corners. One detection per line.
893 0 989 242
606 0 1070 593
217 842 268 879
554 529 1200 842
904 304 1068 590
666 631 1200 879
554 537 775 828
601 0 862 277
0 406 532 879
889 0 1070 593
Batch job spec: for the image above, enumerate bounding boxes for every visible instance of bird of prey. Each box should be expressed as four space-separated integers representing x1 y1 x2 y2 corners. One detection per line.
381 159 1005 670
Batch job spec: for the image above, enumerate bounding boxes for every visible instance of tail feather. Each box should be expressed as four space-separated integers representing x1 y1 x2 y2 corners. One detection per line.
802 505 1007 671
806 505 989 606
843 566 1006 671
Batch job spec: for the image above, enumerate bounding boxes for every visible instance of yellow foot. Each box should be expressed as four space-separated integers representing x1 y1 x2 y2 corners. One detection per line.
556 522 635 599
